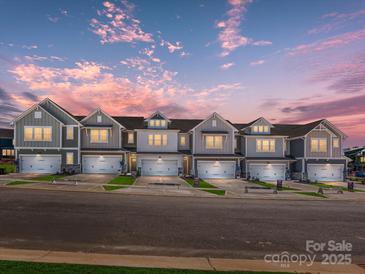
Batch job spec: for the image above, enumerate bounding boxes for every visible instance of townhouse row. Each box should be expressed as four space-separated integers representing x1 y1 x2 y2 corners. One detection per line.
11 98 348 182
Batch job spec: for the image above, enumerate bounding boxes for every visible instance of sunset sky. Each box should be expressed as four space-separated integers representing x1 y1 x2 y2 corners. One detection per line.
0 0 364 146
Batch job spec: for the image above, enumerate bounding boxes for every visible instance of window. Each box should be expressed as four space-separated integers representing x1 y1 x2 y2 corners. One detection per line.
147 134 168 146
128 132 134 144
97 115 102 123
253 125 269 133
180 135 186 146
160 120 166 127
149 120 155 127
360 156 365 163
256 139 275 152
155 120 161 127
2 149 14 157
205 135 223 149
333 138 339 148
66 152 74 165
311 138 327 153
34 111 42 119
212 119 217 127
66 126 74 140
24 127 52 142
90 129 108 143
149 119 166 128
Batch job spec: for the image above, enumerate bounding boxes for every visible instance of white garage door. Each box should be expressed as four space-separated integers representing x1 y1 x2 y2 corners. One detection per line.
197 161 235 179
82 156 123 174
20 155 61 173
307 164 344 182
249 164 285 181
141 160 178 176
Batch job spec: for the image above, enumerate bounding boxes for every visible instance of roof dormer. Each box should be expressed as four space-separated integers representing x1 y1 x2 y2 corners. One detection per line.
248 117 274 135
145 111 170 129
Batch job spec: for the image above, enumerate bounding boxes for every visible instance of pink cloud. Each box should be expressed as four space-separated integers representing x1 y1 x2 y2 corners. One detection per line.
221 62 235 70
217 0 252 57
250 59 265 66
251 40 272 46
90 1 153 44
289 28 365 56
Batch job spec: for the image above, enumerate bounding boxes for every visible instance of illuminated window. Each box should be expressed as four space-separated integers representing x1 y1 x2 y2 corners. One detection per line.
90 129 108 143
256 139 275 152
149 119 167 128
128 132 134 144
24 127 33 141
66 152 74 165
24 127 52 142
147 134 168 146
66 126 74 140
253 125 269 133
311 138 327 152
43 127 52 141
205 135 223 149
160 120 166 127
360 156 365 163
333 138 339 148
148 134 154 145
34 127 42 141
2 149 14 157
162 134 167 145
180 135 186 146
149 120 155 127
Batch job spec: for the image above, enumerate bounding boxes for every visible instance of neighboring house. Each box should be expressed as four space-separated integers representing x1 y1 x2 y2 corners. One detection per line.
0 128 14 160
11 98 348 181
344 146 365 172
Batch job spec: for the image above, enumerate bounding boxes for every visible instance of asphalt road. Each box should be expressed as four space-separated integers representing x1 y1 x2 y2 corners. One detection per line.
0 188 364 263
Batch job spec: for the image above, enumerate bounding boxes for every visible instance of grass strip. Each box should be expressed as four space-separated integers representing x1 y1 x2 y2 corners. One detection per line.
108 176 135 185
251 180 297 191
103 185 127 191
7 181 36 186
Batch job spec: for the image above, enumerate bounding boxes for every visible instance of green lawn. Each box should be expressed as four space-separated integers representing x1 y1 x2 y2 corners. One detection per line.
184 178 217 188
251 180 297 191
0 260 293 274
103 185 127 191
296 192 327 198
31 174 66 181
202 189 226 196
312 183 365 192
108 175 135 185
7 180 36 186
0 163 16 174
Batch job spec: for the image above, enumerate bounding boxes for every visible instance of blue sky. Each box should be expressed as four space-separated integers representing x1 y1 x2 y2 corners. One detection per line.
0 0 365 146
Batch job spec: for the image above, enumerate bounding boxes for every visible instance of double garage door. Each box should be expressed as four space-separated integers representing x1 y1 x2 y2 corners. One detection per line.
307 164 343 182
197 161 235 179
20 155 61 173
249 164 286 181
141 159 178 176
82 156 123 174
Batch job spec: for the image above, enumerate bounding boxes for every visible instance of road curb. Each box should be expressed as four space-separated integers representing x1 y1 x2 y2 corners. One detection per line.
0 247 364 274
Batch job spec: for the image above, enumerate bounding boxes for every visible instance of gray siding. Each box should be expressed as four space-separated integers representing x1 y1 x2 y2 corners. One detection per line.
306 130 331 158
240 136 246 156
193 115 234 155
178 133 190 150
332 133 342 157
62 126 79 148
81 111 121 149
136 130 178 152
15 107 61 148
122 131 137 148
40 100 78 125
290 138 304 157
245 137 284 157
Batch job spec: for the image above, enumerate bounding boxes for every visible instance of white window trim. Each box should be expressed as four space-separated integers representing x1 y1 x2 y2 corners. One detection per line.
149 119 167 128
252 125 269 133
205 135 223 150
147 134 168 146
66 126 74 140
24 126 52 142
90 129 109 144
256 139 275 152
311 138 327 153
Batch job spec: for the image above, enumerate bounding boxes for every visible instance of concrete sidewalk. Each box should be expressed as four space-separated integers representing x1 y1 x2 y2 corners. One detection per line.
0 247 364 274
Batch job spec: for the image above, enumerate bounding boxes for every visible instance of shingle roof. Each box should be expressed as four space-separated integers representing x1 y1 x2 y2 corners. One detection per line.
169 119 203 132
0 128 13 138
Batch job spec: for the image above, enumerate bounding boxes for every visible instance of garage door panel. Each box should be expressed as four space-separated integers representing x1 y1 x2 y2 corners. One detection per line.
249 164 285 181
307 164 343 182
197 161 235 179
141 160 178 176
82 156 122 174
20 155 61 173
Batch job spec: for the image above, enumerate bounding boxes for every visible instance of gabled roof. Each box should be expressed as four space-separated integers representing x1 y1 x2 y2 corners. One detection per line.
81 108 125 129
40 98 82 126
12 104 64 125
190 112 238 132
145 111 171 122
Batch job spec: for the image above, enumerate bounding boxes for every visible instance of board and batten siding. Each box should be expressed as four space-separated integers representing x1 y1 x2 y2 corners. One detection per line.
40 100 78 125
15 108 61 148
136 130 178 152
306 130 331 158
245 136 284 157
62 126 79 148
81 111 121 149
290 138 304 158
193 115 234 155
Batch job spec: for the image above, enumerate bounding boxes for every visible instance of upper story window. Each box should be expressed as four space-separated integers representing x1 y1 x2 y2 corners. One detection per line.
66 126 74 140
148 134 168 146
212 119 217 127
252 125 269 133
97 115 102 123
256 139 275 152
149 119 166 128
34 111 42 119
128 132 134 144
311 138 327 153
360 156 365 163
90 129 108 143
24 126 52 142
180 135 186 146
333 137 339 148
205 135 223 149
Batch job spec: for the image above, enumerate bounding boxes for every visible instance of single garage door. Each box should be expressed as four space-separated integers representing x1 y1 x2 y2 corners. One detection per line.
197 161 235 179
249 164 285 181
141 159 178 176
307 164 343 182
20 155 61 173
82 155 123 174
